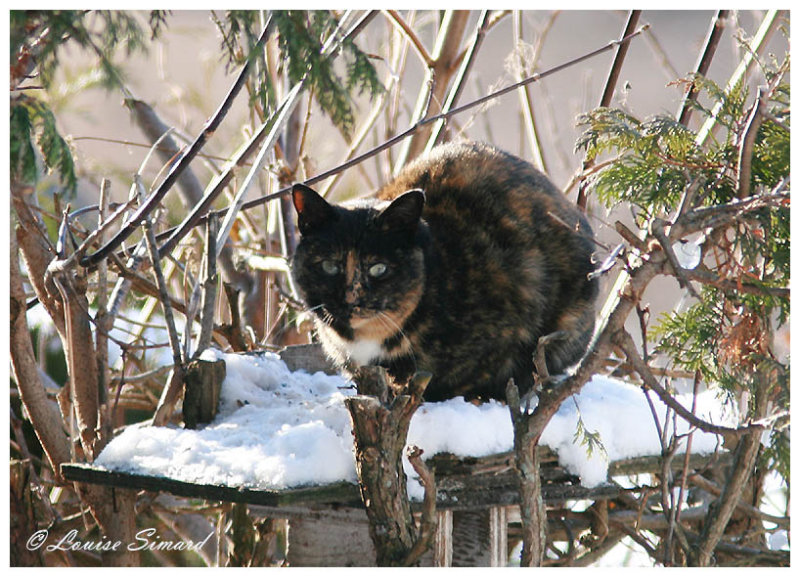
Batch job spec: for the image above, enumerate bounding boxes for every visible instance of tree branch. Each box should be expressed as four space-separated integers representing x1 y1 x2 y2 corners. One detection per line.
677 10 729 126
423 10 491 153
577 10 641 210
81 17 276 268
614 329 768 444
10 224 72 481
394 10 470 169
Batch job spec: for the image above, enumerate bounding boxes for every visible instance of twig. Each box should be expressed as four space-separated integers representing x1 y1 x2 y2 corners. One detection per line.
693 411 767 565
82 17 276 268
242 24 652 212
650 218 701 299
139 175 185 428
394 10 470 169
402 446 436 567
125 98 254 294
736 85 768 199
677 10 729 126
217 83 304 257
512 10 558 172
736 62 784 198
599 10 641 108
673 183 789 238
577 10 641 210
110 24 652 256
424 10 490 153
195 214 218 357
614 330 767 442
383 10 432 66
95 179 112 439
156 11 373 261
695 9 784 146
641 20 680 83
318 28 406 199
687 473 789 528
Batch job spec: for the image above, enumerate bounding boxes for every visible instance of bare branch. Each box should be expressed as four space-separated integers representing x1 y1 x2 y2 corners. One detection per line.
402 446 436 567
695 9 785 146
139 175 185 428
195 214 219 357
383 10 432 66
156 11 375 261
10 224 72 480
394 10 471 169
577 10 641 210
125 97 255 293
82 17 276 268
424 10 491 153
614 329 769 442
677 10 729 126
650 218 701 299
48 210 101 460
688 473 789 528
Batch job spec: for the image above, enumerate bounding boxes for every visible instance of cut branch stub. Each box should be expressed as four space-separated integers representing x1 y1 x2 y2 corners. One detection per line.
183 358 226 429
344 368 434 566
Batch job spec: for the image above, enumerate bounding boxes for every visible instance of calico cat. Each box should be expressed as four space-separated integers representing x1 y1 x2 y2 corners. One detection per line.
290 141 598 401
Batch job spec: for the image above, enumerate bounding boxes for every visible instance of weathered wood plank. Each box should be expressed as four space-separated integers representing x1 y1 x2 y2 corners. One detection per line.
61 449 729 512
287 515 375 567
278 343 337 375
60 463 362 508
489 506 508 567
433 510 453 567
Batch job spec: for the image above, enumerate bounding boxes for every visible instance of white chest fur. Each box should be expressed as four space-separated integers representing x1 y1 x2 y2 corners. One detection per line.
345 338 385 366
317 321 388 367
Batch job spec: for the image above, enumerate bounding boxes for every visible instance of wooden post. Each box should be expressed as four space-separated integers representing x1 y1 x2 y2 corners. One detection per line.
433 510 453 567
490 506 509 566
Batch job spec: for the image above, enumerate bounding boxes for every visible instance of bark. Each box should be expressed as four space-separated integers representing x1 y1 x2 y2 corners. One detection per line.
12 188 66 337
506 381 547 566
10 224 71 479
344 368 435 566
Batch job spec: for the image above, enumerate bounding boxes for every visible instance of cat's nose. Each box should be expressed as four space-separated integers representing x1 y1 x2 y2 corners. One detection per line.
344 282 363 306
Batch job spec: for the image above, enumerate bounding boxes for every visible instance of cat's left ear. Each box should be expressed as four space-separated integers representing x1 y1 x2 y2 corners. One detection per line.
377 189 425 233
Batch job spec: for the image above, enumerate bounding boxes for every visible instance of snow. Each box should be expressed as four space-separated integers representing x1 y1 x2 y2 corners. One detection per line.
95 349 738 495
672 238 702 270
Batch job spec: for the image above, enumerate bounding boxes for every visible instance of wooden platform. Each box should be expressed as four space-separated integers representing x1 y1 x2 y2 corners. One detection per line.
62 347 731 566
61 449 728 567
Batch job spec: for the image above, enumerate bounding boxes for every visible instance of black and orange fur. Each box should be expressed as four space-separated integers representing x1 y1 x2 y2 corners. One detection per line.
291 141 598 401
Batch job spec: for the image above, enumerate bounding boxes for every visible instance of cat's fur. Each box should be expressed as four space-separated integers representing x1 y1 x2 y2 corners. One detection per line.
290 141 598 401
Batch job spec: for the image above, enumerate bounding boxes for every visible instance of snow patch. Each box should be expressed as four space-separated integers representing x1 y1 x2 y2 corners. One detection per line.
95 350 737 495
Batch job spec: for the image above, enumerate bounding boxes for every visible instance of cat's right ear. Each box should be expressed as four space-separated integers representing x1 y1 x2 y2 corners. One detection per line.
292 184 337 234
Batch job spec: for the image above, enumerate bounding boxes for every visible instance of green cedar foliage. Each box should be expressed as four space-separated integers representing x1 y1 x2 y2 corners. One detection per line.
216 10 383 138
576 61 790 482
9 10 166 193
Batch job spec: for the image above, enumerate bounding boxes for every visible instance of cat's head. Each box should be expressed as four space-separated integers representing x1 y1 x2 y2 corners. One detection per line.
290 184 427 344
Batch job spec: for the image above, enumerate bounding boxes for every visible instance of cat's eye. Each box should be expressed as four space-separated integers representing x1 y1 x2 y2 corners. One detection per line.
321 260 340 275
368 263 388 278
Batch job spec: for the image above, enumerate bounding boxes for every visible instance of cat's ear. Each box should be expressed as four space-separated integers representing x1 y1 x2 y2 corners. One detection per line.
377 189 425 233
292 183 337 234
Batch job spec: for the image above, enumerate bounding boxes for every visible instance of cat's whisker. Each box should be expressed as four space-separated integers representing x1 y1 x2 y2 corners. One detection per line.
376 311 418 375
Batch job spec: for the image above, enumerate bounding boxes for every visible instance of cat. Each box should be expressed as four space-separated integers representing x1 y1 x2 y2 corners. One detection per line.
290 141 598 401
